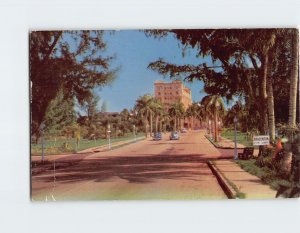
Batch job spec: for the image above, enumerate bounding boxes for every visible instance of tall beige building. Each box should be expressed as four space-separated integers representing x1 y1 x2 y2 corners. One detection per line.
154 80 201 129
154 80 192 111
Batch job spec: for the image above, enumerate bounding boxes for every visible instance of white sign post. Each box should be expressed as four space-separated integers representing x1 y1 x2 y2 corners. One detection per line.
253 135 270 146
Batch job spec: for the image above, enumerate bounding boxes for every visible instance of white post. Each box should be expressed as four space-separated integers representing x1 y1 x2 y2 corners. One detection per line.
40 123 45 162
234 116 238 160
107 124 111 150
133 125 136 142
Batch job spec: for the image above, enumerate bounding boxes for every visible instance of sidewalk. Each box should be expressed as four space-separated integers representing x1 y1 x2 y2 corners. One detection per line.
211 160 277 199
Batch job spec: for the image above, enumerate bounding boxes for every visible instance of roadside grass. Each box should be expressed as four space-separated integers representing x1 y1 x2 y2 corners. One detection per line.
31 132 144 155
236 159 292 191
221 129 253 147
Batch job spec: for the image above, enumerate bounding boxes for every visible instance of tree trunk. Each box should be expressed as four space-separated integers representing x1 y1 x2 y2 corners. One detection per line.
289 29 299 127
289 29 299 182
155 115 159 132
174 117 177 131
258 55 269 134
144 115 148 138
266 51 276 142
149 112 153 136
214 109 218 142
159 117 163 132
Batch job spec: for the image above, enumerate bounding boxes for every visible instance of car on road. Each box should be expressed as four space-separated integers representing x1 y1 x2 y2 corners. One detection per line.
153 132 162 141
170 131 180 140
180 128 187 133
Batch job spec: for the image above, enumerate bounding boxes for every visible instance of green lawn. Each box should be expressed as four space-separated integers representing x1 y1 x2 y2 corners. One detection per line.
221 129 253 147
31 132 144 155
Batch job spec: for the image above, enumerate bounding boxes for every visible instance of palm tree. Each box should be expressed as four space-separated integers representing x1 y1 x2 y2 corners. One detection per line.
288 29 299 128
288 29 299 182
134 94 154 138
185 102 204 129
201 95 225 142
151 99 164 133
168 102 185 131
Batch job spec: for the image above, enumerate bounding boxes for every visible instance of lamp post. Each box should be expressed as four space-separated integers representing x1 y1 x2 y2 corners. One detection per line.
107 124 111 150
39 123 45 163
233 116 238 160
133 124 136 142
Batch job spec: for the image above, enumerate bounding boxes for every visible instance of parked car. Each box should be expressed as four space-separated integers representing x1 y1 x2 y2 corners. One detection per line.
181 128 187 133
153 132 162 141
170 131 180 140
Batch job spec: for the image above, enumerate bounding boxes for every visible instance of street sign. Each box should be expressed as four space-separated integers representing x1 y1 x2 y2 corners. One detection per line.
253 135 270 146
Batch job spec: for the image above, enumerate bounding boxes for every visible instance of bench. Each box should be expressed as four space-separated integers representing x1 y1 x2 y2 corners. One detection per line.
238 147 254 160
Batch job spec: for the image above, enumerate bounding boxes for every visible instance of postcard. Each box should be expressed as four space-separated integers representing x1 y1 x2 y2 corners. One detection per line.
30 29 300 201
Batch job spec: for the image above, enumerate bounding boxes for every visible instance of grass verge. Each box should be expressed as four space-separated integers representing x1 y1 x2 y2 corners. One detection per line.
221 129 253 147
31 133 145 155
235 159 292 191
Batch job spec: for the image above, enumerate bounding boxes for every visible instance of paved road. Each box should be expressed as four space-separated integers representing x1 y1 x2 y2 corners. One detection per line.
32 130 233 200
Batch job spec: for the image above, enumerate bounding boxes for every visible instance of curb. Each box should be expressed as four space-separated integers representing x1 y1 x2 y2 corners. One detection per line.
205 135 245 150
77 137 146 154
207 161 237 199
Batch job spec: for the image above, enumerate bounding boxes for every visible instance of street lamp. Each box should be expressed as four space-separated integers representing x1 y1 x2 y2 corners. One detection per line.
233 116 238 160
107 124 111 150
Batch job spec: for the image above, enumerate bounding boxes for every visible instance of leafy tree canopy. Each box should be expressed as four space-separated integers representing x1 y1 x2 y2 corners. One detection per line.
30 30 117 137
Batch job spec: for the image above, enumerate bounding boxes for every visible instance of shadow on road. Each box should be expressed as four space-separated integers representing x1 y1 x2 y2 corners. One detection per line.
32 152 234 185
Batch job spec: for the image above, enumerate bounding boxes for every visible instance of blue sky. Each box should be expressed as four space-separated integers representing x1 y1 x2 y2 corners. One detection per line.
94 30 213 112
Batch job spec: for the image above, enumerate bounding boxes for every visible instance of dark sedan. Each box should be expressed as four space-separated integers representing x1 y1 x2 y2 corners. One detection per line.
153 132 162 140
170 131 180 140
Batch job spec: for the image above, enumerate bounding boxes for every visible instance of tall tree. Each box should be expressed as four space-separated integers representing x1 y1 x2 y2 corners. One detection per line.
43 88 76 137
30 30 116 139
201 95 225 142
168 102 185 131
289 29 299 127
185 102 204 129
146 29 289 136
134 94 154 137
151 99 164 132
